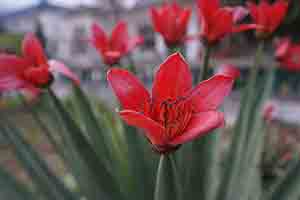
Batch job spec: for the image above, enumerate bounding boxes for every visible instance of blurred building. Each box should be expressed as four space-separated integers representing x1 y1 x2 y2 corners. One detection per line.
0 0 200 79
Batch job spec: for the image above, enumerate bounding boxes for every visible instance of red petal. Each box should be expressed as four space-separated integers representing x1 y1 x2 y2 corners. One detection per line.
247 2 258 22
170 111 224 145
22 33 48 66
275 37 291 59
190 75 234 113
125 36 144 54
107 68 150 112
152 53 192 102
268 0 288 33
209 8 233 42
0 76 29 92
110 21 128 52
91 23 109 52
198 0 220 18
150 7 163 33
48 60 80 85
175 8 192 41
278 45 300 72
0 54 29 76
162 4 178 43
216 64 240 79
119 110 165 145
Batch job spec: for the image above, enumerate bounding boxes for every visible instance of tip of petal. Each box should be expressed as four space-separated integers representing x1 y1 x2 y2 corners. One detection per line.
107 68 130 83
22 32 47 65
168 52 187 62
48 60 80 85
216 64 241 79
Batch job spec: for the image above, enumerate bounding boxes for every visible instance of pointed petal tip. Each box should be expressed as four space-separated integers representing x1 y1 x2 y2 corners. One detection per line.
217 64 241 79
107 68 128 82
167 52 188 63
48 60 80 85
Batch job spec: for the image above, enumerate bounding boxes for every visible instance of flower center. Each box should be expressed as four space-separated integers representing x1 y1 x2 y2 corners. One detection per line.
151 98 193 140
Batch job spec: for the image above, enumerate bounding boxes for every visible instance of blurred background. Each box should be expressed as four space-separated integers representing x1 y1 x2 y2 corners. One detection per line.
1 0 300 191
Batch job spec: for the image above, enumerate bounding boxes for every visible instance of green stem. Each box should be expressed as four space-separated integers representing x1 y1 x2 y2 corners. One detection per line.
198 44 211 82
154 154 181 200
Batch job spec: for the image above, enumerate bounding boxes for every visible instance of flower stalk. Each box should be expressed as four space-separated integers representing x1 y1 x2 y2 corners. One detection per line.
154 154 181 200
198 43 211 82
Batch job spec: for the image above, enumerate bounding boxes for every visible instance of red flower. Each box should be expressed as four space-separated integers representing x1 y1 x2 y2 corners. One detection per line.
150 2 191 47
247 0 288 38
108 53 235 153
197 0 256 44
275 38 300 72
0 33 79 93
91 21 144 66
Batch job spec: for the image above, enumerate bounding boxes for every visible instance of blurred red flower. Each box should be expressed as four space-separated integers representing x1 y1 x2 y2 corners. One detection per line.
197 0 256 44
0 33 79 94
91 21 144 66
275 38 300 72
247 0 288 38
108 53 236 153
150 2 191 47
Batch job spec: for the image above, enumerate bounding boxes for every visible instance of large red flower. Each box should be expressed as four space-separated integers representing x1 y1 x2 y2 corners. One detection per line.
275 37 300 72
150 2 191 47
91 21 144 66
0 33 79 93
247 0 288 38
108 53 235 153
197 0 256 44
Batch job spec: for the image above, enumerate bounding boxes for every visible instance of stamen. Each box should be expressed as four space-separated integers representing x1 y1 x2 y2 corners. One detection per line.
149 97 194 140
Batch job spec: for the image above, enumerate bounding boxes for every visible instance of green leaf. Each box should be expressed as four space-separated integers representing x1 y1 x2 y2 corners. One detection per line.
237 67 276 200
71 85 111 166
265 160 300 200
217 42 266 200
47 89 123 200
37 92 105 200
0 120 80 200
123 125 157 200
